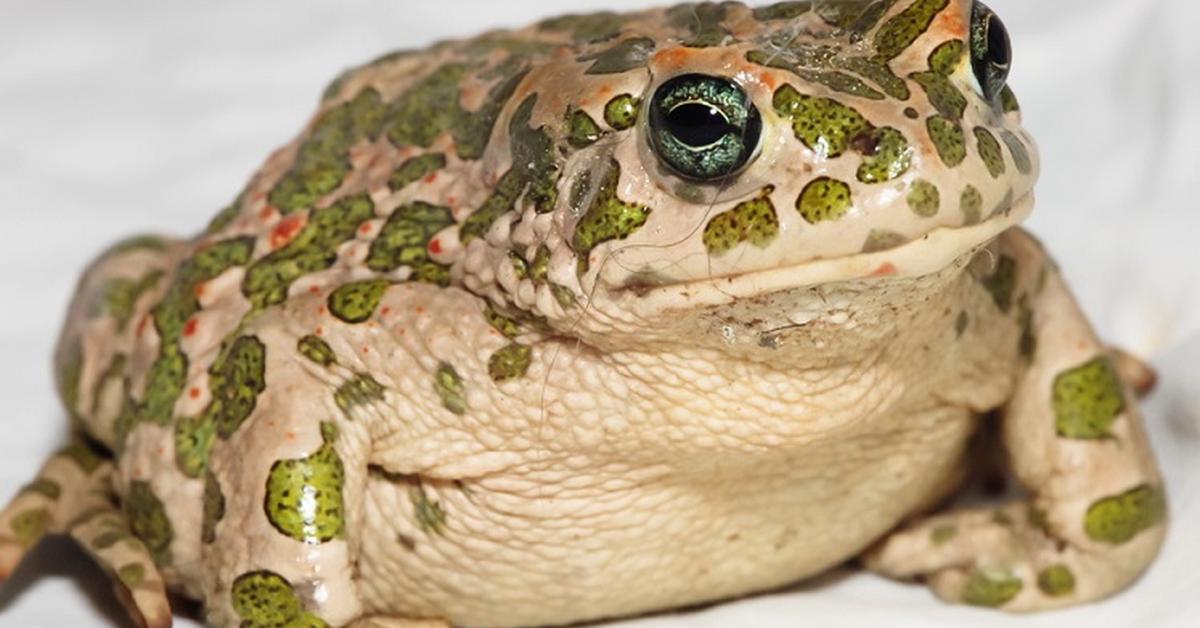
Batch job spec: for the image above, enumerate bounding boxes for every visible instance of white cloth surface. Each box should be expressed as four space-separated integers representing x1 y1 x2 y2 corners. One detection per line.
0 1 1197 626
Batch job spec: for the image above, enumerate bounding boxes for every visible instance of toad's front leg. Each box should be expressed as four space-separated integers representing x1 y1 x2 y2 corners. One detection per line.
867 230 1167 611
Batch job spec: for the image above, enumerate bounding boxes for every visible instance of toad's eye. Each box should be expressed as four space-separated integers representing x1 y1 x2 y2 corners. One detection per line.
970 1 1012 102
649 74 762 182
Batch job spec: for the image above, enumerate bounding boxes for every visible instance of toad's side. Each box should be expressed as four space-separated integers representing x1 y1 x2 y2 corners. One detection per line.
0 2 1165 627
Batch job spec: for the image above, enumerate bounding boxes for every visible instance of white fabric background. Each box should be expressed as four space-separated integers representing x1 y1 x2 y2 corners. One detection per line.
1 1 1197 626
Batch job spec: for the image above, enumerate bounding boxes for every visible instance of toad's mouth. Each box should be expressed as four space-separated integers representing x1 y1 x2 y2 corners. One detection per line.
603 192 1034 314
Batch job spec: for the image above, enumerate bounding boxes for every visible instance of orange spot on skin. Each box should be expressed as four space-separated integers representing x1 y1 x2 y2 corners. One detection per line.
359 223 373 236
270 214 306 249
194 282 206 298
286 432 296 441
415 306 426 315
156 447 165 456
189 388 201 400
381 306 392 316
183 318 198 338
423 172 438 184
250 191 267 203
871 263 898 277
935 9 968 39
653 47 692 70
137 314 150 336
318 306 327 315
447 196 458 206
259 205 277 221
315 326 324 336
362 346 370 354
429 239 442 255
308 285 320 295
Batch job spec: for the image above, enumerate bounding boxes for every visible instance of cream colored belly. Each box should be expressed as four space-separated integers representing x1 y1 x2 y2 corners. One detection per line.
352 405 976 627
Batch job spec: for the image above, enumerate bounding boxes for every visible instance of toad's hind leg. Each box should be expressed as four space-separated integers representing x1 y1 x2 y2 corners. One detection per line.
197 319 373 627
867 230 1167 611
0 440 172 628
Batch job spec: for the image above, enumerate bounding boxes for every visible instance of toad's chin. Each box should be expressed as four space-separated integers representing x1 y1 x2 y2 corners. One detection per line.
600 192 1034 315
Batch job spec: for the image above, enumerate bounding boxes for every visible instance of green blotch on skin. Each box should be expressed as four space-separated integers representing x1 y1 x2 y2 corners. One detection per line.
538 11 626 43
1001 85 1021 113
931 525 957 545
753 1 812 21
484 305 522 339
389 153 447 192
488 343 533 383
99 235 169 260
243 193 375 310
93 530 125 550
578 37 656 74
552 284 578 308
666 2 731 48
365 201 454 285
1084 484 1166 544
979 255 1017 313
529 246 551 283
270 88 388 214
1037 565 1076 597
98 270 164 331
1054 357 1126 439
174 415 216 480
955 311 969 337
433 363 468 415
125 481 173 567
21 478 62 500
60 440 106 474
862 229 907 253
907 179 941 217
142 236 255 427
11 509 50 549
410 484 448 536
835 57 910 100
328 279 391 324
703 186 780 256
509 250 530 280
298 335 338 367
571 158 651 270
773 85 871 158
202 471 225 544
264 423 346 544
117 563 146 589
928 40 965 75
961 185 983 224
873 0 950 61
797 69 884 100
1018 296 1037 359
975 127 1007 178
58 339 85 427
206 199 241 235
334 374 386 417
232 570 330 628
387 62 527 161
963 567 1022 607
460 94 561 241
567 108 603 148
911 71 967 121
1001 130 1034 175
857 127 912 183
927 115 966 167
604 94 640 131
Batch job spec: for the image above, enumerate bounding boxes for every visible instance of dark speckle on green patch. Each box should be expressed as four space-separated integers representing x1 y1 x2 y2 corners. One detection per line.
11 509 50 549
1001 130 1034 175
978 254 1017 313
857 127 912 183
335 374 386 417
1037 565 1076 597
1053 357 1126 439
927 115 966 168
567 108 604 148
264 423 345 544
202 471 225 544
797 177 853 224
389 153 446 192
365 201 455 285
488 343 533 383
410 484 447 536
1084 484 1166 544
774 85 871 158
328 279 391 324
975 127 1007 178
961 185 983 224
873 0 950 61
703 186 779 256
604 94 640 131
270 88 388 214
579 37 656 74
907 179 940 217
963 567 1022 607
174 335 266 478
232 570 329 628
243 194 375 310
862 230 907 253
434 363 468 415
298 335 338 367
571 158 651 271
125 481 173 567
